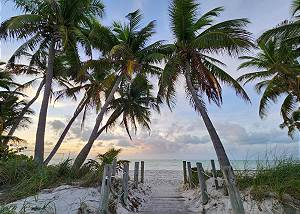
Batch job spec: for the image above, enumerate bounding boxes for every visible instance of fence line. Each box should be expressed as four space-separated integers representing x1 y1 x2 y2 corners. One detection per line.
98 160 145 213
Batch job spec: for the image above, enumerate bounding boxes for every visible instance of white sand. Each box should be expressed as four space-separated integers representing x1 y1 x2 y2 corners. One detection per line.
5 170 296 213
7 181 151 214
181 177 286 214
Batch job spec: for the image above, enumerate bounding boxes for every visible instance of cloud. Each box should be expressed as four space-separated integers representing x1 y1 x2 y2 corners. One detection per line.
48 120 65 132
216 122 297 145
175 134 209 145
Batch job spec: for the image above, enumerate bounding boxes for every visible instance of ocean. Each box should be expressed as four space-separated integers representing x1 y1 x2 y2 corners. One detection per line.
126 159 259 171
21 151 274 171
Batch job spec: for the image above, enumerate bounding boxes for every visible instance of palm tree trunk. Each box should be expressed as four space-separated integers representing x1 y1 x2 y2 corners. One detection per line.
184 66 231 168
185 65 245 214
34 40 55 164
44 98 87 165
72 75 123 170
4 80 45 146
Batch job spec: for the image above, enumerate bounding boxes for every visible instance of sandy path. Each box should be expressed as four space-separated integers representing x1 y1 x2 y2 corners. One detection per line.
138 170 195 214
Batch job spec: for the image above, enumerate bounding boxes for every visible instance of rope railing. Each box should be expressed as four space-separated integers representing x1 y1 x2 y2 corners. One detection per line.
98 160 145 214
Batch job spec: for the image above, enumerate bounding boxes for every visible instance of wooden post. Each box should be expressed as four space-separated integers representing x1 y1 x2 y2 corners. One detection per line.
187 162 193 188
222 166 245 214
111 159 117 182
183 161 187 184
99 164 112 214
134 162 139 188
196 163 209 205
141 161 144 183
112 159 117 176
122 162 129 206
211 160 219 189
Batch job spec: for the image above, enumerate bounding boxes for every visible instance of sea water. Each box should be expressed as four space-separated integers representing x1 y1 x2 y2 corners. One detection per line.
127 159 259 171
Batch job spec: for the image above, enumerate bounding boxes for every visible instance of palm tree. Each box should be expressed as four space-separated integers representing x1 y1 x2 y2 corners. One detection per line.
258 0 300 47
73 73 159 168
44 69 113 165
238 39 300 138
0 0 104 163
103 73 159 140
0 65 34 145
72 10 166 169
159 0 252 170
0 94 34 145
3 53 72 145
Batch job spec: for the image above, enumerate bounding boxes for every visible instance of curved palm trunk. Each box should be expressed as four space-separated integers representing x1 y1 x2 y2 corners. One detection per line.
44 98 87 165
34 40 55 164
72 75 123 170
3 80 45 146
185 66 245 213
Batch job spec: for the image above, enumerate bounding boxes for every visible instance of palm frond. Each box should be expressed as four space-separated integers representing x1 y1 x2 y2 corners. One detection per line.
195 18 254 56
194 7 224 30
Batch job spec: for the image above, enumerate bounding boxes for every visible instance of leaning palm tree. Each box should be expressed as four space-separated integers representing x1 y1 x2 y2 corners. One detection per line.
44 69 113 165
72 10 166 169
238 39 300 138
73 73 159 168
159 1 253 212
3 53 72 145
0 0 104 163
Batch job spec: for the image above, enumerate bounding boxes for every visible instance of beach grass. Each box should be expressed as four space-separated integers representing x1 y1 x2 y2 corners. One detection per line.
0 148 121 204
236 158 300 201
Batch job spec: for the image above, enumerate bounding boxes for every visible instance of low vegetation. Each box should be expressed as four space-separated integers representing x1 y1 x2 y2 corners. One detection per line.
236 158 300 201
0 147 121 204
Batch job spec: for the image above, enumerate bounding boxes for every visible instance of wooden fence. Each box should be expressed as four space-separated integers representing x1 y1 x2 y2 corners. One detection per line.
98 160 145 213
182 160 245 214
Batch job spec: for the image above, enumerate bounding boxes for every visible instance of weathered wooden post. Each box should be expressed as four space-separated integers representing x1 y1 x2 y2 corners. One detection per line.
183 161 188 184
196 162 209 205
141 161 144 183
187 162 193 188
122 162 129 206
99 164 112 214
112 159 117 176
134 162 139 188
211 160 219 189
222 166 245 214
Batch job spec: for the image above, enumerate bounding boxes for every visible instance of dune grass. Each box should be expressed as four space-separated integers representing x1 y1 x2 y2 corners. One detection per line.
0 148 121 204
236 158 300 201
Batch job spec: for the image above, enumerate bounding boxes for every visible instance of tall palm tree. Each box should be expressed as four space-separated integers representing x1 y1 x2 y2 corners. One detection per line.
0 0 104 163
73 73 159 168
3 53 72 145
159 0 253 170
238 39 300 138
44 69 113 165
72 10 167 169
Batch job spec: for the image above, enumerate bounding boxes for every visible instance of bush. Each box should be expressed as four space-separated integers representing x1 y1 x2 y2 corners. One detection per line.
0 148 122 203
0 205 17 214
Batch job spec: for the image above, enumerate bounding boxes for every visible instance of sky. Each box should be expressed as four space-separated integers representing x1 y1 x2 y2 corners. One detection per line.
0 0 299 162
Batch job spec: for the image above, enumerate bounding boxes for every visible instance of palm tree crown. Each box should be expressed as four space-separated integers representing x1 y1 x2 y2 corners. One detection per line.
238 39 300 137
159 0 253 110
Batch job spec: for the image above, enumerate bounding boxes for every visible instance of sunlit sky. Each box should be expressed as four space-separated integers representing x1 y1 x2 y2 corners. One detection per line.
0 0 299 162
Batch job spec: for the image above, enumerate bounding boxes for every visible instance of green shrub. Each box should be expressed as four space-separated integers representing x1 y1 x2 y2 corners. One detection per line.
0 205 17 214
0 148 122 203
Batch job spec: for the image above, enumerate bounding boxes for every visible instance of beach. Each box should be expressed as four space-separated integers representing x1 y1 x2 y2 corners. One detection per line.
6 168 296 213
